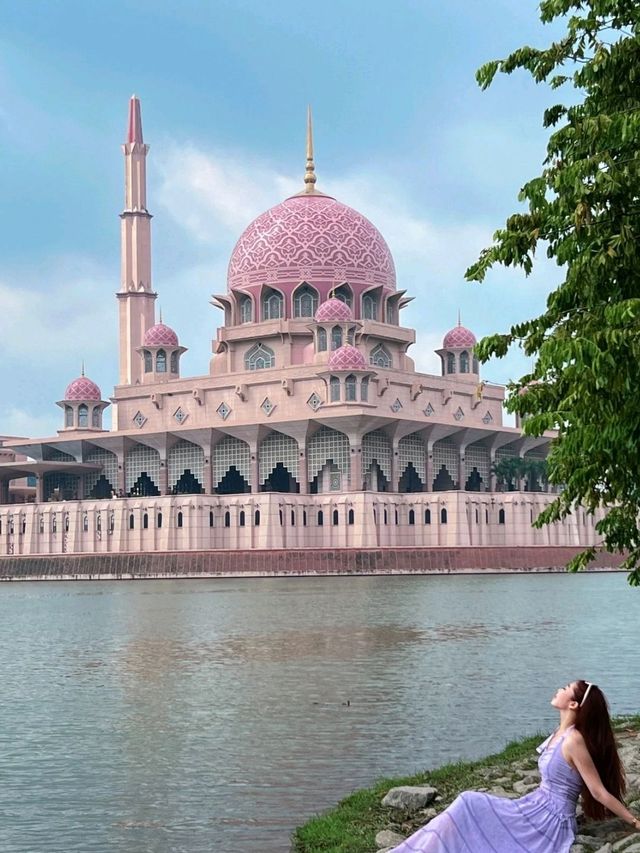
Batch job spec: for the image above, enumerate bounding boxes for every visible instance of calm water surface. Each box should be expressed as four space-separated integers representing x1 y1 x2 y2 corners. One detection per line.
0 573 638 853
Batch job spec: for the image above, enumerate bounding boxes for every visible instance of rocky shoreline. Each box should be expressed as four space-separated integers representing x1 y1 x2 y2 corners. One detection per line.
375 722 640 853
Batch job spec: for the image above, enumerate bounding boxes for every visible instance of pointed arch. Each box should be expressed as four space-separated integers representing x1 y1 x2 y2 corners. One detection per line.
333 283 353 308
293 282 319 318
213 436 250 494
262 287 283 320
370 343 392 369
245 343 275 370
168 439 204 494
362 430 392 491
307 427 350 492
460 350 470 373
239 294 253 324
259 432 299 492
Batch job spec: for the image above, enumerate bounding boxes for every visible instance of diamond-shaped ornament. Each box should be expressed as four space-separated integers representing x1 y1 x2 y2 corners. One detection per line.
133 411 147 429
217 401 231 420
454 406 464 421
261 397 274 416
307 392 322 412
482 411 493 424
173 406 188 425
391 398 403 413
423 402 435 417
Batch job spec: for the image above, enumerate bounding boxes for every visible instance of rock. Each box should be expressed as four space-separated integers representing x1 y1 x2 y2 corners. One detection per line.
512 779 539 794
382 785 438 813
375 829 406 848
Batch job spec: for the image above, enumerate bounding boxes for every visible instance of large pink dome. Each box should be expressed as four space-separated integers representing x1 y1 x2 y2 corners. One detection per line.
64 376 101 401
315 298 353 322
227 194 396 292
328 345 367 371
443 325 477 349
143 323 179 347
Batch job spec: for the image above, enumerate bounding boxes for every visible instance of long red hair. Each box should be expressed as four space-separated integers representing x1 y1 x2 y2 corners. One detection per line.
573 680 626 820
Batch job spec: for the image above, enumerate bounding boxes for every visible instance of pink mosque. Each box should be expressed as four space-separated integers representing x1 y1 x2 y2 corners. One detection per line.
0 98 608 572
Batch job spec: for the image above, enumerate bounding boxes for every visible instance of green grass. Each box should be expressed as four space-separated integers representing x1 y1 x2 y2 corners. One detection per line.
291 716 640 853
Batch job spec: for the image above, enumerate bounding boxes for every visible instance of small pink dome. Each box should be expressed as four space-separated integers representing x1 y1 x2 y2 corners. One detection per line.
315 298 353 322
443 325 477 349
143 323 179 347
328 344 367 371
64 376 101 401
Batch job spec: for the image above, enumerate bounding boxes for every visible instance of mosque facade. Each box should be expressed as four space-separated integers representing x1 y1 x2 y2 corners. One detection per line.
0 99 604 560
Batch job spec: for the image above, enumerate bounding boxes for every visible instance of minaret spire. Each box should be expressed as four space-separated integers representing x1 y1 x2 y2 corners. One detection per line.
117 95 156 386
457 308 461 326
303 105 317 193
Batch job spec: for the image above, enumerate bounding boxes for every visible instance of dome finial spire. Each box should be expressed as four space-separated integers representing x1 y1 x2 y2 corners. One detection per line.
457 308 461 326
81 359 85 377
304 105 317 192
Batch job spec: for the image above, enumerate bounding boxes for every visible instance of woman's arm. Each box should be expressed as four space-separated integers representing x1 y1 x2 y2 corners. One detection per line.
564 733 640 829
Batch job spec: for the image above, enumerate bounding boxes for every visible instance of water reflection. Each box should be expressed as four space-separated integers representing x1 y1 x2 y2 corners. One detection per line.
0 573 637 853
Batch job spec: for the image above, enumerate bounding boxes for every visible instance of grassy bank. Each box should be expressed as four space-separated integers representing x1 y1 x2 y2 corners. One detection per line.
292 716 640 853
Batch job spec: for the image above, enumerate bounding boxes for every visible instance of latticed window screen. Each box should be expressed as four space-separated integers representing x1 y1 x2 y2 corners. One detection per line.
433 439 458 486
168 440 204 489
307 427 350 480
363 430 392 480
362 293 378 320
125 444 161 493
213 436 250 488
465 444 490 486
43 447 76 462
245 343 275 370
398 434 426 479
240 295 252 324
495 447 517 462
83 448 118 495
293 284 318 317
259 433 299 484
370 344 392 368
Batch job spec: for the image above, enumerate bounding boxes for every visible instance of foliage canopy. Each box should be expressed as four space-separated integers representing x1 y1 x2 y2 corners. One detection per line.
466 0 640 585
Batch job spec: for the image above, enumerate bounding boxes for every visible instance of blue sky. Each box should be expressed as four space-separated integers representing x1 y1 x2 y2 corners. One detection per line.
0 0 567 436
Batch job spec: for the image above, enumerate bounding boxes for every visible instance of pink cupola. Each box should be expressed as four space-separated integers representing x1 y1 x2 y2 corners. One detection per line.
328 344 367 371
137 316 187 383
57 369 110 432
436 315 479 378
315 298 353 323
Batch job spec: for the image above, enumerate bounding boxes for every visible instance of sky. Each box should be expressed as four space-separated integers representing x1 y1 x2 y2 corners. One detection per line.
0 0 569 437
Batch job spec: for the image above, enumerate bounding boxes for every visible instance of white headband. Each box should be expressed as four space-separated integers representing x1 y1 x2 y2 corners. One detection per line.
579 682 594 707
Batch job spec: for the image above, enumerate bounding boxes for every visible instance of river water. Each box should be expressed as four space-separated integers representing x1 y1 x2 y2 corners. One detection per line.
0 573 637 853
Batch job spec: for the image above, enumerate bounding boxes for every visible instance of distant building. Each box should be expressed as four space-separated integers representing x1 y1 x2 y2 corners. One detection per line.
0 100 602 557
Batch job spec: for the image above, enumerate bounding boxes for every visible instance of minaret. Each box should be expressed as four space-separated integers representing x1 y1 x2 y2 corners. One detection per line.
117 95 156 386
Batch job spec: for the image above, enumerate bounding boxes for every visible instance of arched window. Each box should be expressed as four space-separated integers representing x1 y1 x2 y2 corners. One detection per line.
293 284 318 318
334 283 353 308
65 406 73 428
386 302 396 324
370 344 392 368
345 374 357 401
409 509 415 525
303 510 307 526
499 508 506 524
447 353 456 374
52 514 57 533
245 343 275 370
39 515 44 534
317 510 324 526
209 511 214 527
239 510 246 527
440 507 448 524
170 352 179 373
424 508 431 524
331 326 343 350
262 288 283 320
254 509 260 526
362 293 378 320
473 357 479 374
144 350 153 373
383 509 388 525
460 350 469 373
239 295 252 324
361 377 369 402
347 328 355 345
156 349 167 373
78 404 88 428
290 510 295 526
143 512 149 529
82 514 89 532
177 511 183 528
129 513 135 530
332 509 339 525
348 509 355 525
158 512 163 528
330 376 341 402
224 511 231 528
317 327 327 351
92 407 100 428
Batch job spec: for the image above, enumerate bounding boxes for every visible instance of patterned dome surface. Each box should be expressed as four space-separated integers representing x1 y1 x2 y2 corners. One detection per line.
443 325 477 349
328 344 367 370
227 194 396 291
143 323 179 347
64 376 101 401
315 298 353 322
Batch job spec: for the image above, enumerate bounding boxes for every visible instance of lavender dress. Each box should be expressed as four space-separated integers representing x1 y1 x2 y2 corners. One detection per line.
388 728 583 852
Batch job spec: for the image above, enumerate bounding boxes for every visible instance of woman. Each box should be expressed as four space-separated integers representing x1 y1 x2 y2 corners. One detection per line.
389 680 639 852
